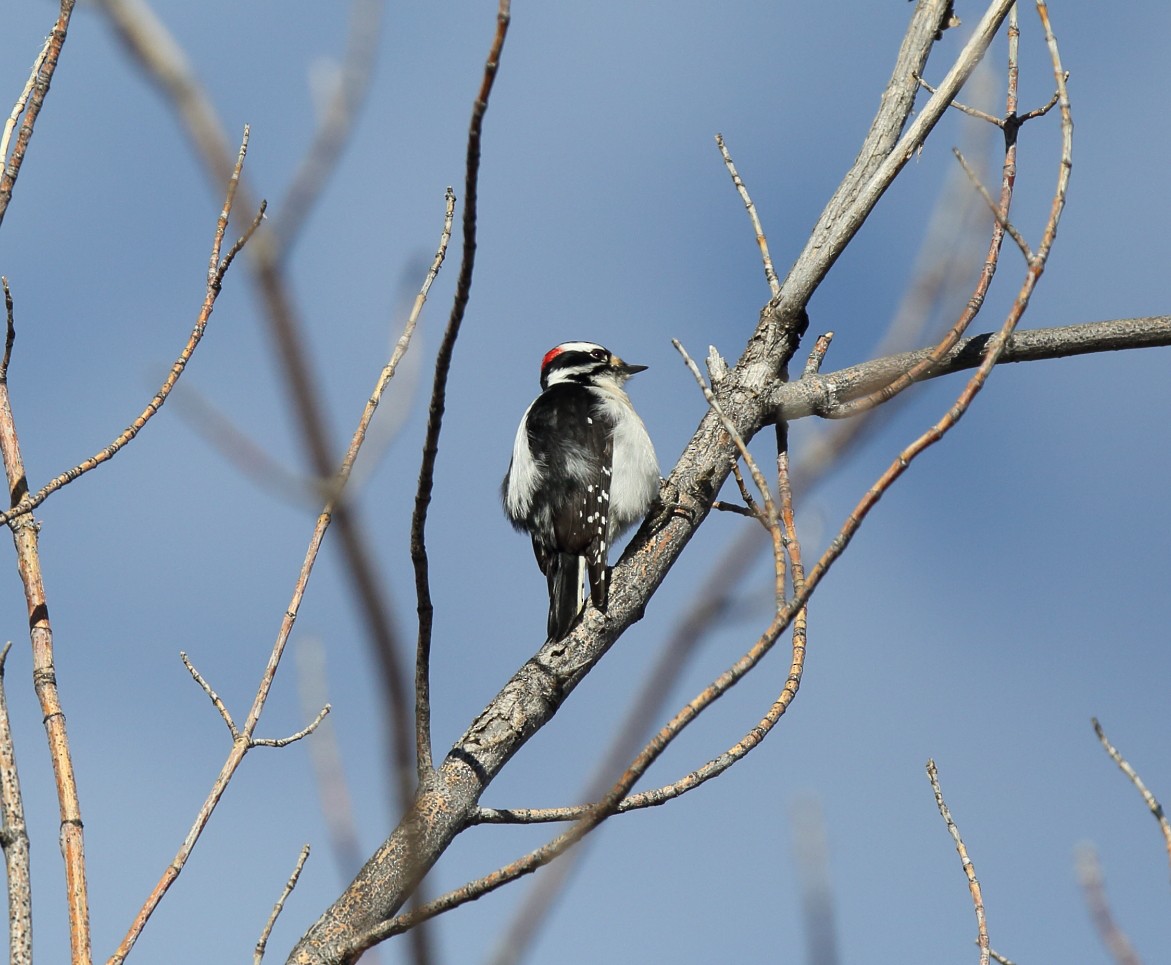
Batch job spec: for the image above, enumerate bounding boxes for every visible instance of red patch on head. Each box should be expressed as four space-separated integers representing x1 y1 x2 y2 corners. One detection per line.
541 345 564 371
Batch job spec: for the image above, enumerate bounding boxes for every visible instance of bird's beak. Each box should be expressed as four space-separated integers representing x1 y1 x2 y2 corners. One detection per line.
611 355 648 377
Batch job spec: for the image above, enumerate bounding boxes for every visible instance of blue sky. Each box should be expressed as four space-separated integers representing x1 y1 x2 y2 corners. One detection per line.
1 1 1169 963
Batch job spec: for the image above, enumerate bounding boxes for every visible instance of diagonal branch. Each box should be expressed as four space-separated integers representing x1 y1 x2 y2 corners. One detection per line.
1076 845 1143 965
830 2 1023 420
927 760 990 965
0 130 263 528
1092 717 1171 883
0 1 76 229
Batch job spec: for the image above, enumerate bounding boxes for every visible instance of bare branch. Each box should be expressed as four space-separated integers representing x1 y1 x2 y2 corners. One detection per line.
0 279 14 382
803 332 834 378
771 0 1016 323
296 639 370 887
0 129 262 528
779 316 1171 424
832 13 1023 421
273 0 385 250
0 642 32 965
674 339 777 529
1 37 50 169
927 760 989 965
1075 845 1143 965
251 705 331 749
411 4 511 780
953 147 1032 261
181 651 238 739
0 279 91 965
255 846 312 965
0 1 76 228
792 798 840 965
716 133 779 296
1092 718 1171 882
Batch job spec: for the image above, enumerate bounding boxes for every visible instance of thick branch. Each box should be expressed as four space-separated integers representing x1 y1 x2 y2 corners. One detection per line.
771 317 1170 422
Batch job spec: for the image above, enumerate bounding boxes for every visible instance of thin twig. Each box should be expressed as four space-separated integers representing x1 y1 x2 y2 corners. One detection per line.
927 760 989 965
710 500 758 519
412 2 511 780
250 705 331 748
0 1 76 229
0 130 264 528
0 279 14 382
716 133 779 295
830 8 1022 422
0 642 31 965
914 72 1002 124
727 459 766 528
674 340 777 526
181 651 237 738
0 36 50 169
803 332 834 378
273 0 385 250
1075 844 1143 965
916 69 1064 128
254 845 311 965
295 638 374 896
791 798 839 965
1092 718 1171 882
953 147 1032 261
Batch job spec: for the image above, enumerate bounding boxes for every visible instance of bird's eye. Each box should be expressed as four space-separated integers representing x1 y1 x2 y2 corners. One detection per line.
591 348 608 361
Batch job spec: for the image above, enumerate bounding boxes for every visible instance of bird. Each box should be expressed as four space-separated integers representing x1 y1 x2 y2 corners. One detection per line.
502 341 660 640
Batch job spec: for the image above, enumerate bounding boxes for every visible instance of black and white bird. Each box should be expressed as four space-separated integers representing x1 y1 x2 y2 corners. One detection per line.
502 341 660 640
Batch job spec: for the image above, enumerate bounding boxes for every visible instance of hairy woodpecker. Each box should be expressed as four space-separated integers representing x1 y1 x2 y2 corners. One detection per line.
502 341 660 640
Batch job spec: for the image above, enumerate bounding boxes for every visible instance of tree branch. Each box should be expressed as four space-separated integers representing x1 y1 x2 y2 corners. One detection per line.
927 760 990 965
772 316 1170 423
1092 717 1171 883
0 291 91 964
0 642 31 965
411 2 511 781
0 1 76 229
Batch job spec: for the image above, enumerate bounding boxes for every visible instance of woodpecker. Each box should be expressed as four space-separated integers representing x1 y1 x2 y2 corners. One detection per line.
502 341 660 640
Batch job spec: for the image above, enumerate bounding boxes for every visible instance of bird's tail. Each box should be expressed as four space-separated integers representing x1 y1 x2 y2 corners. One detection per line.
546 552 585 640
